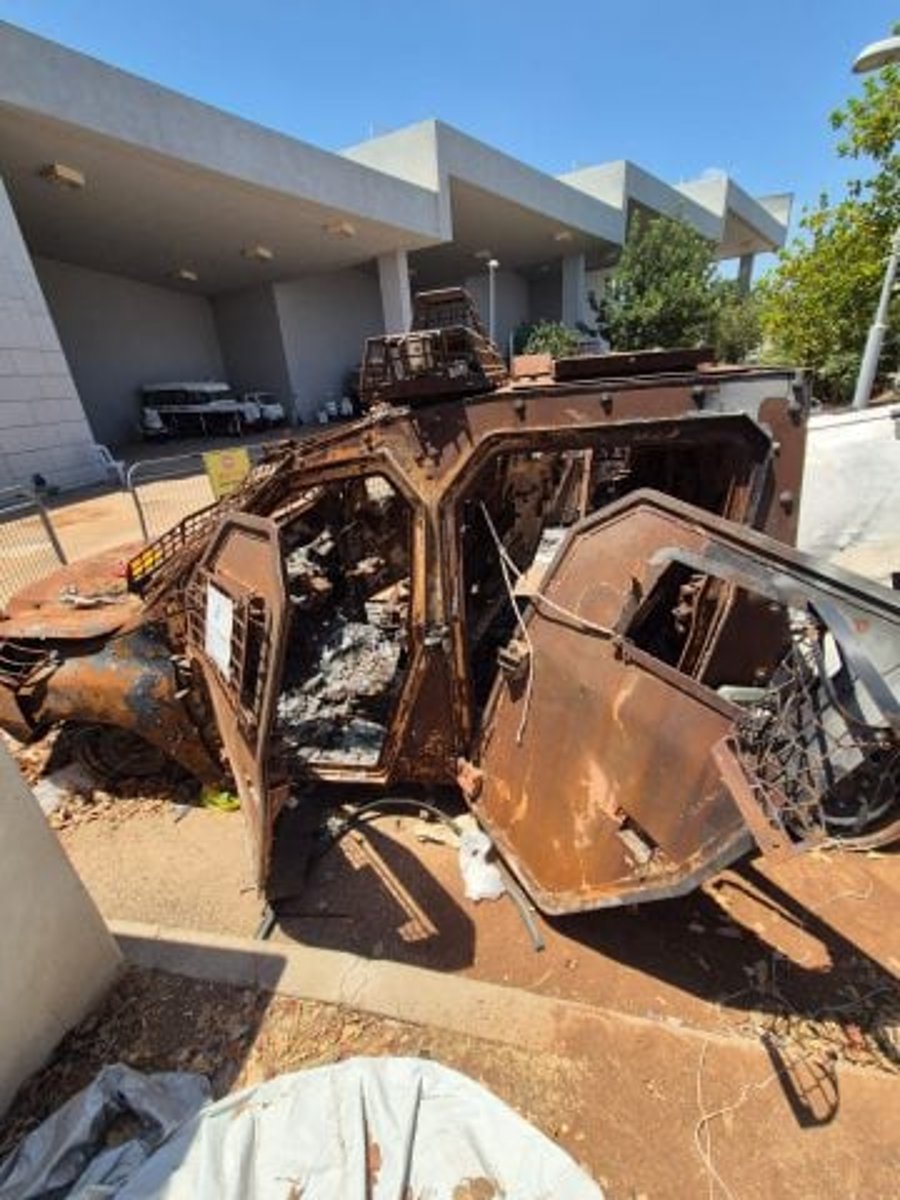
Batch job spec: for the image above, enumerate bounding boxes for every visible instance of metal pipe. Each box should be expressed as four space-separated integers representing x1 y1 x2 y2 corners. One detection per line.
33 489 67 565
852 226 900 409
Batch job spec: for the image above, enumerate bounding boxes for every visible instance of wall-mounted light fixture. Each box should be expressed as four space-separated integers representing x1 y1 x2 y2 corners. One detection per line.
323 219 356 238
242 244 274 262
39 162 86 189
172 267 199 283
553 230 574 244
473 248 493 261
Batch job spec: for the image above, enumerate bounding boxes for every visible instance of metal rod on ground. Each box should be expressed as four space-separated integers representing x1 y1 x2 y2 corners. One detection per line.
255 903 277 941
497 861 546 953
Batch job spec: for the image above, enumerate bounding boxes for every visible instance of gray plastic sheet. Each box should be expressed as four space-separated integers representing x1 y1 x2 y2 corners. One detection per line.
0 1063 210 1199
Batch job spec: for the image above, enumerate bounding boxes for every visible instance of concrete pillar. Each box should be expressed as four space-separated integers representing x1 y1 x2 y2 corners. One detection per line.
0 740 121 1115
561 253 587 328
377 249 412 333
738 253 755 295
0 176 101 490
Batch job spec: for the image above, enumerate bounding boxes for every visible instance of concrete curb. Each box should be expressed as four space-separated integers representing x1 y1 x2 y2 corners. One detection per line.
108 918 772 1063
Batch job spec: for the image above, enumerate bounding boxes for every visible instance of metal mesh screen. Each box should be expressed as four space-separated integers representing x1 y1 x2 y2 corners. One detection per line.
735 621 899 843
128 443 275 543
130 462 217 542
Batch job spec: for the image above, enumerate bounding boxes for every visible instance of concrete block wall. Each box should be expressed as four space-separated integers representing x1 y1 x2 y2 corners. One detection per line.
0 177 101 491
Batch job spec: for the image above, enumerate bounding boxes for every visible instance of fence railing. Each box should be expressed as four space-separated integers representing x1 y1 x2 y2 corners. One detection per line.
0 485 68 607
127 442 273 542
0 443 277 609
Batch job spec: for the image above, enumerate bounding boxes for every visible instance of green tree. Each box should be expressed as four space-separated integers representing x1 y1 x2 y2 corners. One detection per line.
518 320 582 358
758 38 900 402
714 280 762 363
592 211 720 350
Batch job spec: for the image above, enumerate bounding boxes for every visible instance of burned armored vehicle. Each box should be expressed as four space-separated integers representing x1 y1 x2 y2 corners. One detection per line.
1 290 898 914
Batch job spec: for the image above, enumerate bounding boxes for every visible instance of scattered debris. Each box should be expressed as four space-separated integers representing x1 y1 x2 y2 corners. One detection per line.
30 761 95 816
459 829 507 903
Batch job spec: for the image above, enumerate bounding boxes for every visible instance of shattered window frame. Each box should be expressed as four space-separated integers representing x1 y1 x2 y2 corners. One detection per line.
439 415 773 733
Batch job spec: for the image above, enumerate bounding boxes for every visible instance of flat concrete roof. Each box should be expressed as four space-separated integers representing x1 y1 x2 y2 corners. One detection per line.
0 21 790 296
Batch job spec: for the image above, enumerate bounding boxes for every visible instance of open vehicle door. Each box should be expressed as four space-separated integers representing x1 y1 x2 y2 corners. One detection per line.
185 513 289 889
464 491 900 914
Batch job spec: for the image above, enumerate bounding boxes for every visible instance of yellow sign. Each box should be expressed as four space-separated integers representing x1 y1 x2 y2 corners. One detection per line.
203 448 251 500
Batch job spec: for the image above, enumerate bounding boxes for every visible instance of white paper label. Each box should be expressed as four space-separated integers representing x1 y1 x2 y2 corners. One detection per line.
205 583 234 678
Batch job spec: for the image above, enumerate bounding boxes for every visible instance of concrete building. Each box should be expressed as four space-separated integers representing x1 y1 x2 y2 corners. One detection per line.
0 21 791 490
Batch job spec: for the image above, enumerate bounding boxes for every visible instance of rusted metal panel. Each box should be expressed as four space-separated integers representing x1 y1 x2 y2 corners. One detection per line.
0 546 143 639
185 514 291 884
360 288 507 408
469 492 900 912
552 345 714 380
469 497 750 911
36 626 223 782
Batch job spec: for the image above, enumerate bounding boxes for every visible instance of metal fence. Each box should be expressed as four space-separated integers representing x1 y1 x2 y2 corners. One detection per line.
0 485 67 606
127 442 273 542
0 443 277 609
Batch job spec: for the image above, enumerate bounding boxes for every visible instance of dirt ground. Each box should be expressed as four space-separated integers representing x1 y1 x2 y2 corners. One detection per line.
1 736 899 1197
34 763 897 1071
1 966 898 1200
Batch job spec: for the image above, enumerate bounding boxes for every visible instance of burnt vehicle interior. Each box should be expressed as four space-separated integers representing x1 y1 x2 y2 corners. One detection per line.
457 429 763 716
274 474 412 771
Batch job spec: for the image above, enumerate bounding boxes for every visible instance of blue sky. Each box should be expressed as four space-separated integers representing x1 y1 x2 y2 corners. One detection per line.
1 0 896 243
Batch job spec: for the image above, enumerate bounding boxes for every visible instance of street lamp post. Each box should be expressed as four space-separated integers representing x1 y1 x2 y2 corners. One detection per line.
487 258 499 345
850 34 900 408
852 227 900 409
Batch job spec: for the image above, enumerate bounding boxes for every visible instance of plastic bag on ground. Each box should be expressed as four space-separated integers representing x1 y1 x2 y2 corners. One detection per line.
458 829 507 902
0 1063 210 1199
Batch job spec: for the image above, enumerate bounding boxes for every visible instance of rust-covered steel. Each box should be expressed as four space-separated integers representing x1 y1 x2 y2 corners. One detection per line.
360 287 508 407
461 491 900 911
1 290 898 914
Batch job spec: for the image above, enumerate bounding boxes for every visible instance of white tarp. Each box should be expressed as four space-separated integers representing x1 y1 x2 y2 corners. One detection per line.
119 1057 603 1199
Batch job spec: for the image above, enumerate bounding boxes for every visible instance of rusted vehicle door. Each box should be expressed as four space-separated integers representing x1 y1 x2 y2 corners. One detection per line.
465 491 900 914
185 513 289 886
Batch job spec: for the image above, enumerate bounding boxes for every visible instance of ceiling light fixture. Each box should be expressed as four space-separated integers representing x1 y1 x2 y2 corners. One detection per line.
242 244 274 262
323 219 357 238
39 162 86 189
